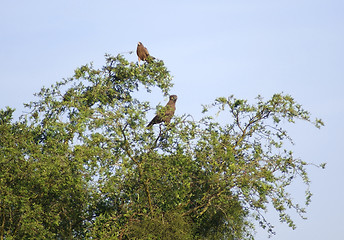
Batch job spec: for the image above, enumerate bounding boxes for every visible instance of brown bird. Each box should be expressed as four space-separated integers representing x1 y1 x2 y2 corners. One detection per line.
147 95 178 127
136 42 155 65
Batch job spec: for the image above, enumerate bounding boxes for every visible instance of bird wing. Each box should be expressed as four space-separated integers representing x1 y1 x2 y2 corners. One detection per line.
146 115 162 127
146 98 176 127
143 46 149 56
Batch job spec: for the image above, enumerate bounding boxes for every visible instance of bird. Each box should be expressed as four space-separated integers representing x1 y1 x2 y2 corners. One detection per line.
147 95 178 127
136 42 155 65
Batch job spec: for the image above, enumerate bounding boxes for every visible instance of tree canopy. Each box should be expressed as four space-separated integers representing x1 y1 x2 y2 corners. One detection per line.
0 54 324 239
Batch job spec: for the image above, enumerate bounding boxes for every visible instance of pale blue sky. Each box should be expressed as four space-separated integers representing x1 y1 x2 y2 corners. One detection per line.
1 1 343 239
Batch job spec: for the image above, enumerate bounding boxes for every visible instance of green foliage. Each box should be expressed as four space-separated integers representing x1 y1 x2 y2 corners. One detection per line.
0 108 87 239
0 54 324 239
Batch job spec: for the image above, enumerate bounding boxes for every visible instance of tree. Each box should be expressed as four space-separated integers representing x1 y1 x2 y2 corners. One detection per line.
0 54 324 239
0 107 88 239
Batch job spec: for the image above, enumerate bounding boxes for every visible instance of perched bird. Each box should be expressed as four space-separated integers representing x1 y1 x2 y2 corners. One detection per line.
136 42 155 64
147 95 178 127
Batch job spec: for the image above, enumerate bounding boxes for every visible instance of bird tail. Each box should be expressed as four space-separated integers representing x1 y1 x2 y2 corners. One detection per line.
146 115 158 127
146 55 155 63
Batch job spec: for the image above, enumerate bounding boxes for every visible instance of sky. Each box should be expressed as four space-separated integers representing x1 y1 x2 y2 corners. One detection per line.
1 0 343 239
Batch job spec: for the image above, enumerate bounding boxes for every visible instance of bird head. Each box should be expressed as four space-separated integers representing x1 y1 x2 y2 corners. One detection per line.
138 42 142 46
169 95 178 102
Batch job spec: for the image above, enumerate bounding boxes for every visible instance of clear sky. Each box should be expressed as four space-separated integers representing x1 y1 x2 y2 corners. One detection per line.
1 1 343 239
